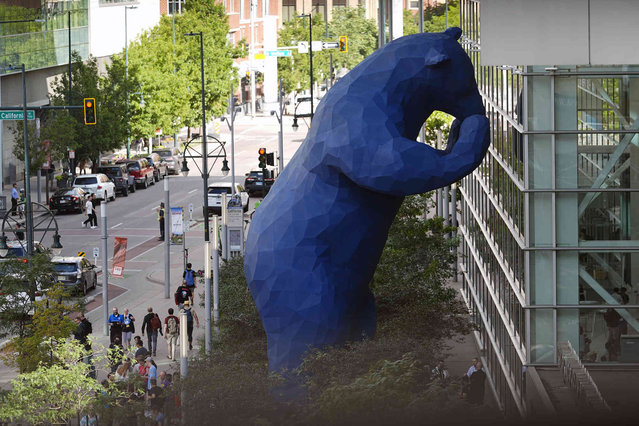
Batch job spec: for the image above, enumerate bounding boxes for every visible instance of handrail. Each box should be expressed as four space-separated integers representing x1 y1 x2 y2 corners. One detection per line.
558 341 610 411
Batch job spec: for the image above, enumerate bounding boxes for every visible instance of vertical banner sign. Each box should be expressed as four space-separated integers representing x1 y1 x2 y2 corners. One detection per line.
111 237 128 277
170 207 184 245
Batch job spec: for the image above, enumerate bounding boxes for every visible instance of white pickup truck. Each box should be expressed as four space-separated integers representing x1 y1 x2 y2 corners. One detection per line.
207 182 249 216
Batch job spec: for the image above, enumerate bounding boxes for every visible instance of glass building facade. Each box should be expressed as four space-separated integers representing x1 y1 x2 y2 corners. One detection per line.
459 0 639 416
0 0 88 74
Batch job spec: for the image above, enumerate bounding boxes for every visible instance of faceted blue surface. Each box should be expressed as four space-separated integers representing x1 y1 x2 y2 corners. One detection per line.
244 28 490 371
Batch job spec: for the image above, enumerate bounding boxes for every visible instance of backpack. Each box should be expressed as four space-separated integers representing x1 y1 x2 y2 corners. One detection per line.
84 319 93 334
184 269 194 287
167 316 178 335
185 308 193 323
150 314 162 331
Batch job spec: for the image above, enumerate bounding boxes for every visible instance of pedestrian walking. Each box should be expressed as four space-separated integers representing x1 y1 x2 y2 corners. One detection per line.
10 183 18 216
73 315 91 351
181 300 199 351
121 308 135 350
174 281 193 309
468 361 487 404
82 194 98 229
157 202 165 241
183 263 196 289
164 308 180 361
108 307 123 345
142 307 163 357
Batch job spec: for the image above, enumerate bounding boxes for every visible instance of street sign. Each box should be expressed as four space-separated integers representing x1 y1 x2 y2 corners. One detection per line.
311 41 323 52
297 42 308 53
266 50 292 57
93 247 99 258
69 150 75 159
322 42 339 49
0 110 35 120
78 251 85 257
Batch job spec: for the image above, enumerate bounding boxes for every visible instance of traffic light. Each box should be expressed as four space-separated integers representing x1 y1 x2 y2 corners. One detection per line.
266 152 274 166
258 147 267 168
83 98 96 125
338 36 348 53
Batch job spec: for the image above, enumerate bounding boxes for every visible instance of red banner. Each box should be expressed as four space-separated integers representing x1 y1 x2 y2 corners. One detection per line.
111 237 128 278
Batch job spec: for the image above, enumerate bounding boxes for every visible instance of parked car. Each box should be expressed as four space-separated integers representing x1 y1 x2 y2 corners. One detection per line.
0 266 48 314
146 152 167 182
97 164 135 196
207 182 249 215
0 241 46 259
153 148 180 175
49 187 87 213
51 256 98 296
72 174 116 203
116 158 155 189
244 168 276 197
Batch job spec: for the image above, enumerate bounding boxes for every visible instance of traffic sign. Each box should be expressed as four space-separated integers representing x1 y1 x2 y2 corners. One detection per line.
188 203 194 213
254 53 265 60
93 247 99 258
78 251 85 257
69 150 75 159
322 42 339 49
266 50 292 57
0 110 35 120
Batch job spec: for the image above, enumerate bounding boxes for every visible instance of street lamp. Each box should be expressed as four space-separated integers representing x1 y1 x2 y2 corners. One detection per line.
298 13 314 122
220 84 242 195
270 79 286 172
180 129 229 358
125 5 138 159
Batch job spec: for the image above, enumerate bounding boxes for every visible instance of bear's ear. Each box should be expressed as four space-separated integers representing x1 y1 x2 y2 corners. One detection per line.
424 49 450 67
444 27 462 40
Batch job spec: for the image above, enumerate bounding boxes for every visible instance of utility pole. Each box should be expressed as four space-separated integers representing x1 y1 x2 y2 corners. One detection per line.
164 177 170 299
101 202 108 336
278 79 284 172
249 0 256 118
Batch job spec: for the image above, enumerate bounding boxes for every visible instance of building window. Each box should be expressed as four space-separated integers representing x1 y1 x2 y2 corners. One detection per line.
333 0 347 8
409 1 419 9
98 0 139 5
168 0 185 14
262 0 269 16
282 0 296 22
313 0 326 21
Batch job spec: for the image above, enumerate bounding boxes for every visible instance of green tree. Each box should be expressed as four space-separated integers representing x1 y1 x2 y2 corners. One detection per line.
404 1 460 35
126 0 238 136
277 6 377 93
0 339 103 425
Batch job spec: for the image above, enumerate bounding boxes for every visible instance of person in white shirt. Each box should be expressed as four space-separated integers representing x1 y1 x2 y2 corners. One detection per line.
82 195 98 229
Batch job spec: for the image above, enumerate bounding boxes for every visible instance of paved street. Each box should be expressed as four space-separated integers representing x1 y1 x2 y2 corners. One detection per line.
0 113 309 389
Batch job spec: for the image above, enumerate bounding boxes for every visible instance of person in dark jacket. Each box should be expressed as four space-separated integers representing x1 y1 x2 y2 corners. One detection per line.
142 307 163 357
468 361 486 404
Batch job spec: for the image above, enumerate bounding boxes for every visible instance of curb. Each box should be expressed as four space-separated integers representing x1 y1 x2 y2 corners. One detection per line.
146 271 164 285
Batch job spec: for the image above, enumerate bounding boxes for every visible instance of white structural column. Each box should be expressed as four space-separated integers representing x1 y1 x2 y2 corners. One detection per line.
262 15 278 107
391 0 403 41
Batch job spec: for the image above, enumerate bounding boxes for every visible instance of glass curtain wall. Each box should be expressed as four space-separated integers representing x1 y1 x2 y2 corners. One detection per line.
0 0 88 73
459 0 639 417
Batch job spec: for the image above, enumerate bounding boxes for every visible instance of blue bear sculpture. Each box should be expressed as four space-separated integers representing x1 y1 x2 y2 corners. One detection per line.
244 27 490 371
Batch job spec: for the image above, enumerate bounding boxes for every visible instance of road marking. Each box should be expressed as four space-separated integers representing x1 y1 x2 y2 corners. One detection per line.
111 222 123 229
188 189 197 194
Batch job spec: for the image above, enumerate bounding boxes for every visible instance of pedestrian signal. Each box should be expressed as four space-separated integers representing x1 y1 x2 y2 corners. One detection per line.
83 98 96 125
338 36 348 53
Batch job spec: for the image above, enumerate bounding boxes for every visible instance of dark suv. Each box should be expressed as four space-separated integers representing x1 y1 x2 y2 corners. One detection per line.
97 164 135 196
244 169 276 196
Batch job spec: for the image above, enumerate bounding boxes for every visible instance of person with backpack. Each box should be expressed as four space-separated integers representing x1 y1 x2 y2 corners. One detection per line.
174 281 193 309
183 263 196 290
181 300 199 351
164 308 180 361
142 307 163 357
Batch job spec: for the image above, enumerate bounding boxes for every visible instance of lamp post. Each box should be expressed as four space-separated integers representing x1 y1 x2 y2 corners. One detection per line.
124 5 137 159
270 79 285 172
298 13 314 122
220 84 241 195
180 133 230 356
